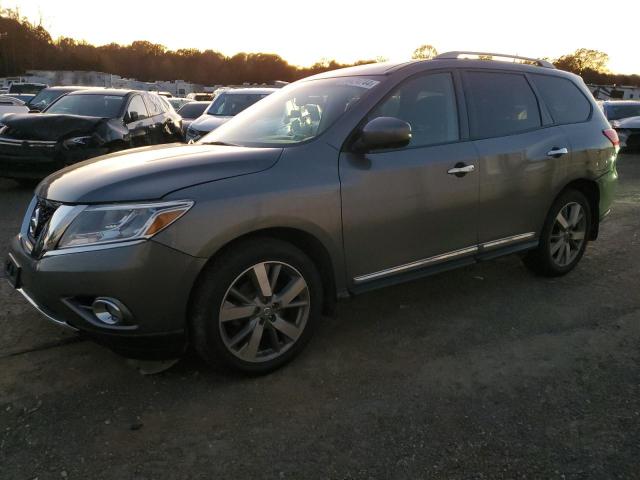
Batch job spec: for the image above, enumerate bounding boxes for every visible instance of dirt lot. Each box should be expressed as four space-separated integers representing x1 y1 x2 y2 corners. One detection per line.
1 154 639 479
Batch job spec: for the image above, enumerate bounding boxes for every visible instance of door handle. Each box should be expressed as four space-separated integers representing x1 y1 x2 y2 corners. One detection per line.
547 147 568 158
447 163 475 177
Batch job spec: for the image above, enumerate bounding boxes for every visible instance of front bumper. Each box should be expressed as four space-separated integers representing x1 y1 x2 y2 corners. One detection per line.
6 236 207 359
0 139 109 179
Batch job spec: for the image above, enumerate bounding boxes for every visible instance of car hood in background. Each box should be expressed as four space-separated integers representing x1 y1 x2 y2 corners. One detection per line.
189 114 231 133
0 113 127 142
36 143 283 203
614 116 640 128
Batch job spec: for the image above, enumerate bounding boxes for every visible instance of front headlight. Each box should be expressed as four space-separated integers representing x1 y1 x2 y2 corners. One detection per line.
56 200 193 250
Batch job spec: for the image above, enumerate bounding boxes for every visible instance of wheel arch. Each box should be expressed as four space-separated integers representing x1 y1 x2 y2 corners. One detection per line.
188 227 339 319
556 178 600 240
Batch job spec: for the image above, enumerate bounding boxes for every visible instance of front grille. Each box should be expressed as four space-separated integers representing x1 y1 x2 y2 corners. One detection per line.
27 198 60 247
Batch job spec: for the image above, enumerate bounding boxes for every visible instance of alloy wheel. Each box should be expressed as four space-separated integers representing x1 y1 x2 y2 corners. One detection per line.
218 261 310 363
549 202 587 267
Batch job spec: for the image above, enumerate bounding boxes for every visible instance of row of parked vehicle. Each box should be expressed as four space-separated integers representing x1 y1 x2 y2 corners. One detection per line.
0 85 277 181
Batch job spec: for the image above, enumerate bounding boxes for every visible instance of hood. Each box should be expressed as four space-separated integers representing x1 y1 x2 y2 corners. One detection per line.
36 143 282 203
189 114 231 132
0 113 126 142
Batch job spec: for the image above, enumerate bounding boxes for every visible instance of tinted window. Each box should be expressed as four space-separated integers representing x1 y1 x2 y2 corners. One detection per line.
207 93 269 116
369 72 459 148
145 94 165 115
45 94 124 118
28 89 66 110
531 74 591 124
177 102 208 119
127 95 148 122
465 72 541 138
605 103 640 121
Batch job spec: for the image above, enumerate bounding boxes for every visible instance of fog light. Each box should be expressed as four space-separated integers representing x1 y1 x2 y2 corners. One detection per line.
91 297 126 325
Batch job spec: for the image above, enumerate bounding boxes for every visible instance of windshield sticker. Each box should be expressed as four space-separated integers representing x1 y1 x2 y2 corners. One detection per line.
339 78 380 90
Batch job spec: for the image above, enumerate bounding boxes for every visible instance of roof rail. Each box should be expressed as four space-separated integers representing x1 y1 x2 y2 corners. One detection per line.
434 51 555 69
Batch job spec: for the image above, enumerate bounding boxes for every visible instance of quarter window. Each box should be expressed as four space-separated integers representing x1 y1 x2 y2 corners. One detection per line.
465 72 541 138
369 72 459 148
530 74 591 124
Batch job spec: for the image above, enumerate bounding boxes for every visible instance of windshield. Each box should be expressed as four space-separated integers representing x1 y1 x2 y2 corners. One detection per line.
206 92 270 117
608 104 640 121
201 77 380 146
178 102 209 118
45 94 125 118
29 89 65 110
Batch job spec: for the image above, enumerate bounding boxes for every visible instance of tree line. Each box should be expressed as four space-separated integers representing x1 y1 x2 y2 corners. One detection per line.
1 10 638 87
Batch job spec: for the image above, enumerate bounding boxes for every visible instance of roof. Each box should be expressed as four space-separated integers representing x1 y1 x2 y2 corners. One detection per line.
43 85 98 92
224 87 277 95
601 100 640 105
303 54 570 82
66 88 139 96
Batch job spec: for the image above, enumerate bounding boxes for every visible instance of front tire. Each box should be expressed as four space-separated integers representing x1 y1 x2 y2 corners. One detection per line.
191 238 323 374
523 190 591 277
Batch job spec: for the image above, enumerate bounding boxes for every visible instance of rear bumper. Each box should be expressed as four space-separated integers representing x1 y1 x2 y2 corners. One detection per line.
7 236 207 359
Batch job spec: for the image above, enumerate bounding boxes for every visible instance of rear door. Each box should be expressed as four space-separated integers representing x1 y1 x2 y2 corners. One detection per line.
462 70 571 247
340 71 480 285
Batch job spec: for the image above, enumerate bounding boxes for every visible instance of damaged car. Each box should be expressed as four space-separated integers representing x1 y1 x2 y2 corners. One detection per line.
0 89 183 181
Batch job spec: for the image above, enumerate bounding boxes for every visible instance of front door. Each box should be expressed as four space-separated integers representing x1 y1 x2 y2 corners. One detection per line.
340 72 479 285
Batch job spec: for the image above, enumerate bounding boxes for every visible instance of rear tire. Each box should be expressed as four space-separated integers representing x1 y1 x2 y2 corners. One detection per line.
523 190 591 277
190 238 323 374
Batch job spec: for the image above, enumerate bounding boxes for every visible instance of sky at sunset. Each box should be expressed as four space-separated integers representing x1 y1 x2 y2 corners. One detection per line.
2 0 638 74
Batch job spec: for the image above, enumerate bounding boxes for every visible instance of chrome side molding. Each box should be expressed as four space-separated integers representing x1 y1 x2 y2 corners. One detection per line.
354 232 536 284
354 246 478 284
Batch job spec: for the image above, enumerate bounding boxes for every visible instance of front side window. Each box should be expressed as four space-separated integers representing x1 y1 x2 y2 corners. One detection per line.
201 77 381 147
530 74 591 124
368 72 459 148
45 94 125 118
126 95 149 122
465 72 541 138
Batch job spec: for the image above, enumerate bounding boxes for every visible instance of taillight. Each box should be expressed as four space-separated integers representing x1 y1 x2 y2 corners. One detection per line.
603 128 619 148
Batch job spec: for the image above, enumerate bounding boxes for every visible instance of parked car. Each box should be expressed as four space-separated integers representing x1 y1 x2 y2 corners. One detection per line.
185 88 276 142
186 92 214 101
5 52 618 374
599 100 640 150
27 86 97 112
599 100 640 122
5 93 36 104
8 82 48 95
176 101 209 134
0 89 182 180
0 96 30 118
610 116 640 150
168 97 192 111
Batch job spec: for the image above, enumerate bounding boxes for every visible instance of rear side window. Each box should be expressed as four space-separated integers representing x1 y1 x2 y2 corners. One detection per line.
465 72 541 138
530 74 591 124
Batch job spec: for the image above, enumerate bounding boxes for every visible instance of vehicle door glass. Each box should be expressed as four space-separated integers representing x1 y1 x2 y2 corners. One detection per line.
530 74 591 124
126 95 149 123
464 72 541 138
368 72 459 147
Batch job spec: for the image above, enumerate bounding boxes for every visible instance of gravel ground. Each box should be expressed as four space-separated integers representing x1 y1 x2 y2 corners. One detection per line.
0 154 639 480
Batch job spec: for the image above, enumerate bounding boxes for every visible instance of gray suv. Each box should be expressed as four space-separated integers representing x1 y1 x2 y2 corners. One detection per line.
5 52 619 374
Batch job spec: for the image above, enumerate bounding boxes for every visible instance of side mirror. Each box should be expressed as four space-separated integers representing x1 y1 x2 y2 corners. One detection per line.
28 108 40 113
128 111 139 123
353 117 411 153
